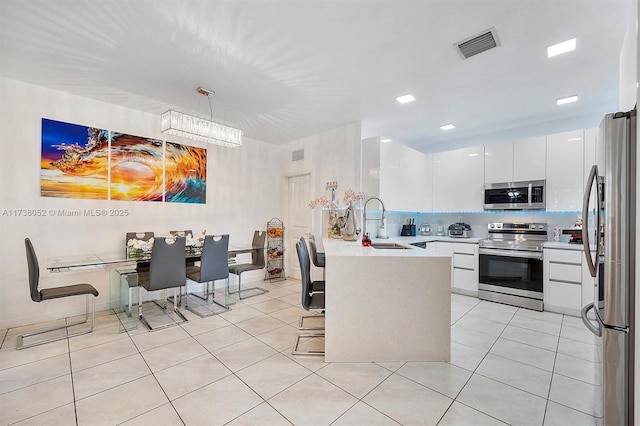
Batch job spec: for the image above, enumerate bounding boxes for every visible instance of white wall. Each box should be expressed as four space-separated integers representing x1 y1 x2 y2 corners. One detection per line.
282 121 362 238
0 77 285 329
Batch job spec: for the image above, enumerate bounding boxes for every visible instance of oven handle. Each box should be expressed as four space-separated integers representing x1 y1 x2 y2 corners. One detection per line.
479 248 543 260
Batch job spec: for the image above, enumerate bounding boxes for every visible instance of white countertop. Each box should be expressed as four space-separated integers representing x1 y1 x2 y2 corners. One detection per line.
543 242 586 251
389 235 481 244
322 236 476 257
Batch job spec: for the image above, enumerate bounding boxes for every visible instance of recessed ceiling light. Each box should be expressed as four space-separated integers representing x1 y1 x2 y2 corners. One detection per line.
567 137 582 142
380 137 392 143
557 95 578 105
396 94 416 104
547 38 576 57
440 124 456 131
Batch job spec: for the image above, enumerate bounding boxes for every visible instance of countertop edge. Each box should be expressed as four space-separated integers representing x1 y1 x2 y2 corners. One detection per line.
543 241 586 251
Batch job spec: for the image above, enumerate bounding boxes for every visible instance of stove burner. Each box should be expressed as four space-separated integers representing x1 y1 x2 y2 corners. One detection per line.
480 222 549 252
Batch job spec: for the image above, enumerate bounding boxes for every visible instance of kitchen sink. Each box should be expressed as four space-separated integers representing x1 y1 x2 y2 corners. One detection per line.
370 243 412 249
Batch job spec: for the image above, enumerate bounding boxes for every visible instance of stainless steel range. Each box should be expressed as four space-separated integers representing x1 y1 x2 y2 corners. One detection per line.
478 222 548 311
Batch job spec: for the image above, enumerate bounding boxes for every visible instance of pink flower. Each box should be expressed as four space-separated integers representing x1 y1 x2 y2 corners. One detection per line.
343 189 365 205
309 188 366 210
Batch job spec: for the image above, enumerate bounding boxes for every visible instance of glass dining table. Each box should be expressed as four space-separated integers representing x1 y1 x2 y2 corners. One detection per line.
46 244 258 272
46 244 261 331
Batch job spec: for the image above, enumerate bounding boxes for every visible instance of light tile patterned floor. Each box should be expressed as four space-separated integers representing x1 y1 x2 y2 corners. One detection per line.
0 279 599 425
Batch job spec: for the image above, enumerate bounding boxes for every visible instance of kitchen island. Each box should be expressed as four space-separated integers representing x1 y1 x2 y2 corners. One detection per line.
323 238 451 362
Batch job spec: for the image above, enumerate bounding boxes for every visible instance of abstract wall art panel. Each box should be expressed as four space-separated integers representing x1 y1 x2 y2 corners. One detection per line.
110 133 163 201
41 118 109 199
164 142 207 203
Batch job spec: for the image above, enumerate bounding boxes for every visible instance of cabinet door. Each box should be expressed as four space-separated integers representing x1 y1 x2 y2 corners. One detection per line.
484 140 513 184
380 142 432 212
452 243 478 294
544 248 583 313
513 136 546 181
546 130 584 211
435 242 454 287
433 146 484 212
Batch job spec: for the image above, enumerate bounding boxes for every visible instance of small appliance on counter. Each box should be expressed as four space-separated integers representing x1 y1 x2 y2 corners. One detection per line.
448 222 471 238
562 228 583 244
401 218 416 236
419 223 432 236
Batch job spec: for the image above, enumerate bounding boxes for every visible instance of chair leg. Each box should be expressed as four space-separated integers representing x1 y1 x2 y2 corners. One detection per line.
291 333 325 356
228 273 269 300
185 279 230 318
298 314 325 330
17 294 96 350
173 288 188 322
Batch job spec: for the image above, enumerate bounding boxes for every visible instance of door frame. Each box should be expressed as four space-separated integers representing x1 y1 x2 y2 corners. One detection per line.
283 171 315 280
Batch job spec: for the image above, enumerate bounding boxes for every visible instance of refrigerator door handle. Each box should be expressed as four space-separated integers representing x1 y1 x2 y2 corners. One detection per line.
581 302 602 337
582 164 600 277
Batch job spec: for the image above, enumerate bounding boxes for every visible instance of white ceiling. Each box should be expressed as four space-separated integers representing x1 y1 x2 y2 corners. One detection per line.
0 0 633 153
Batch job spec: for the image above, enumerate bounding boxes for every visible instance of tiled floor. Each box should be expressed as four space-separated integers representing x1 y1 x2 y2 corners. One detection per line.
0 279 599 425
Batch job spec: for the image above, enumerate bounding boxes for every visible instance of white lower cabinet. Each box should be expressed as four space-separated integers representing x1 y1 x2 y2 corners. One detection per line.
544 247 592 316
440 242 479 296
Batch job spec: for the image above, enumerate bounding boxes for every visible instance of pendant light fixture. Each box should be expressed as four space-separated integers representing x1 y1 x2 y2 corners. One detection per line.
161 87 243 147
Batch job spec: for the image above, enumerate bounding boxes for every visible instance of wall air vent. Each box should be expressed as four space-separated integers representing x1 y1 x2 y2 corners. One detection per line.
292 149 304 161
456 27 500 59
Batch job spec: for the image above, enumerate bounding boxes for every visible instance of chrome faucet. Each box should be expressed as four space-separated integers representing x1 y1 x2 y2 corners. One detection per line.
362 197 387 239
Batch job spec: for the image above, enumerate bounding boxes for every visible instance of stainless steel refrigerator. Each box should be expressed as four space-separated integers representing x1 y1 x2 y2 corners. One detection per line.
582 109 636 425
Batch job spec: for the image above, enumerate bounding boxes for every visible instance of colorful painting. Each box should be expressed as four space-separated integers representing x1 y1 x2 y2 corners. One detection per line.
110 133 163 201
40 118 109 199
165 142 207 203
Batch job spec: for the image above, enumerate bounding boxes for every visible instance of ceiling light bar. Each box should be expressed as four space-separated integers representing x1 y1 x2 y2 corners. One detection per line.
160 87 243 147
380 137 392 143
547 38 576 57
396 94 416 104
440 124 456 131
556 95 578 105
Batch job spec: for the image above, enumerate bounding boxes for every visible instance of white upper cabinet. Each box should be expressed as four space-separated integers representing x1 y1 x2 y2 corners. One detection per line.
484 137 545 184
380 141 432 212
361 136 381 199
546 130 584 211
433 145 484 212
583 127 598 183
484 141 513 183
513 136 546 181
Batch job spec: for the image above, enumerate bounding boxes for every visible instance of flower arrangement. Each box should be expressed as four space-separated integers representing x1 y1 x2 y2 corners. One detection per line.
309 188 366 238
308 189 365 210
126 237 154 258
342 189 365 206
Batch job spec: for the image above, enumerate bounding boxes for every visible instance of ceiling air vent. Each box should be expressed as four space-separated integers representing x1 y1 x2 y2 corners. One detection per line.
456 27 500 59
292 149 304 162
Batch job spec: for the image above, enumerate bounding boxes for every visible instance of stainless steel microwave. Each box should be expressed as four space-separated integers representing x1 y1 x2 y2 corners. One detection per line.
483 180 545 210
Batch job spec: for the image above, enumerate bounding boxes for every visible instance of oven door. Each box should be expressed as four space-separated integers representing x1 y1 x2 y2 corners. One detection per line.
478 248 544 299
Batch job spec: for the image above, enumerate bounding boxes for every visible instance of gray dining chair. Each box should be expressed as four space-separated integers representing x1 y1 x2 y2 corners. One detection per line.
137 236 188 331
292 237 325 356
124 232 154 313
228 230 267 299
308 234 326 288
170 230 196 268
18 238 99 350
170 230 193 238
185 234 230 316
